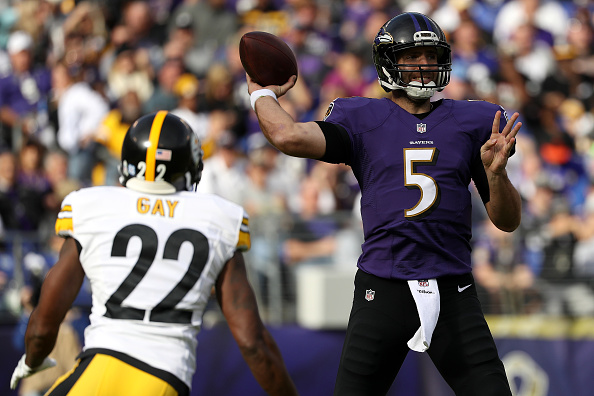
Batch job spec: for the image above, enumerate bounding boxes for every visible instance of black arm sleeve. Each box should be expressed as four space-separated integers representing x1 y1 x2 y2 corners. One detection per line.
471 162 491 205
314 121 353 165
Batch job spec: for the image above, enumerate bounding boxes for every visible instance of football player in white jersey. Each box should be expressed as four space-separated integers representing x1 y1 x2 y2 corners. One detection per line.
10 111 299 396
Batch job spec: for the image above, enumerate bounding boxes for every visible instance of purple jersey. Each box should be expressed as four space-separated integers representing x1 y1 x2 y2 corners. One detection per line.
0 68 52 116
324 97 508 280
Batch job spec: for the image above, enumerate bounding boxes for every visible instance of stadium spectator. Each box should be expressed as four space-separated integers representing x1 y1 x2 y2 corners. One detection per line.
547 16 594 117
52 59 109 185
534 196 581 312
306 159 360 212
32 0 69 68
0 249 16 322
472 219 540 314
0 31 52 150
506 23 557 91
166 10 194 55
120 0 167 70
277 172 343 316
320 51 374 101
282 174 340 267
42 148 80 207
196 130 248 204
315 51 375 119
97 24 132 84
169 0 239 77
106 44 154 104
0 149 47 233
574 191 594 278
239 0 291 37
240 136 291 306
244 97 309 209
284 1 334 94
59 1 108 84
223 28 253 108
15 139 52 233
348 8 394 69
403 0 464 34
10 1 57 67
201 63 238 113
171 73 210 143
200 63 249 142
94 90 143 186
449 18 499 101
142 57 185 113
40 149 81 243
240 136 288 218
492 0 570 48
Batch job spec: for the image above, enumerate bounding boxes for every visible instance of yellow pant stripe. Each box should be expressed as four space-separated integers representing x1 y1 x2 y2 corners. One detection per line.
46 354 179 396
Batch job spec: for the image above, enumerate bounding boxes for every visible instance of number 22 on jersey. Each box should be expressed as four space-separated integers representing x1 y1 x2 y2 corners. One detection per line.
104 224 209 324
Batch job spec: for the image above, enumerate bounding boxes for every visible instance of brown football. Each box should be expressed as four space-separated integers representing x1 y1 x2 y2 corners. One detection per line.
240 31 298 87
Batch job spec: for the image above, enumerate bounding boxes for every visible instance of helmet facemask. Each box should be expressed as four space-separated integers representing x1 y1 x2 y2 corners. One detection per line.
373 13 452 100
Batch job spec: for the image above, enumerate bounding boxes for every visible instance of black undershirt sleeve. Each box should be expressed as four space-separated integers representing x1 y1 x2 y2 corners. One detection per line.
471 160 491 204
314 121 353 165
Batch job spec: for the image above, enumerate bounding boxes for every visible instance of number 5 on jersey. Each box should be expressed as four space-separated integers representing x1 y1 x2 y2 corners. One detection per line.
404 148 440 219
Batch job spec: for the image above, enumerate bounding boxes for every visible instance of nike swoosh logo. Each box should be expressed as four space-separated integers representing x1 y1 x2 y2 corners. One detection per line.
458 284 472 292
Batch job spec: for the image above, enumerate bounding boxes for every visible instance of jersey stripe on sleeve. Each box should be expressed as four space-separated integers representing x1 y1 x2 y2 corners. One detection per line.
55 204 74 237
237 214 251 251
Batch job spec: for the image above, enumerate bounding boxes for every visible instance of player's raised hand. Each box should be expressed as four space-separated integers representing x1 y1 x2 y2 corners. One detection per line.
246 73 297 98
481 111 521 175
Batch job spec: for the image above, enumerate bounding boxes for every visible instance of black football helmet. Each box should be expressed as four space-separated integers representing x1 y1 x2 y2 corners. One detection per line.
119 111 203 194
372 12 451 99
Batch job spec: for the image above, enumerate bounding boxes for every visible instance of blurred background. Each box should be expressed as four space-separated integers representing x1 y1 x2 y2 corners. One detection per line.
0 0 593 395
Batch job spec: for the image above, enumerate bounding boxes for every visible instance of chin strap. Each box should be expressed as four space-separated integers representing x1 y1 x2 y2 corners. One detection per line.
380 67 439 99
378 67 441 99
380 67 398 90
402 81 437 99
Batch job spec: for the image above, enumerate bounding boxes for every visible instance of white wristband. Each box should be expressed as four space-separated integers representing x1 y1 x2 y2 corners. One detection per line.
250 89 277 111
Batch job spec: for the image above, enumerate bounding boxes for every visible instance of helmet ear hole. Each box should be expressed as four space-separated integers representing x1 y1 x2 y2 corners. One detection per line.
120 111 203 194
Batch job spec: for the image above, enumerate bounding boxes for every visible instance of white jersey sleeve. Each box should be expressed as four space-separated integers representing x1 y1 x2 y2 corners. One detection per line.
55 186 251 388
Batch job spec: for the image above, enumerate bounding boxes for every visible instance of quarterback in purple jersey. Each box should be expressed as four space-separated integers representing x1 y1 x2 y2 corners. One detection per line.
247 12 520 396
323 96 510 280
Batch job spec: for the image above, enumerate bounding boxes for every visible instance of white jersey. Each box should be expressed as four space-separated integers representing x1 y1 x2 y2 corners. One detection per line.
55 186 250 388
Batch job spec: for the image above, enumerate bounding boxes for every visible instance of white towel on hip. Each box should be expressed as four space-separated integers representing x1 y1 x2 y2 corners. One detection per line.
407 279 440 352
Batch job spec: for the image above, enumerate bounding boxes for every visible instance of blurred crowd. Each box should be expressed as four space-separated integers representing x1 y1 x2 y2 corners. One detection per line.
0 0 593 334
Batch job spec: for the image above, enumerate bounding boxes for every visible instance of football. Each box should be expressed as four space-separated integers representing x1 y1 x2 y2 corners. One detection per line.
240 31 298 87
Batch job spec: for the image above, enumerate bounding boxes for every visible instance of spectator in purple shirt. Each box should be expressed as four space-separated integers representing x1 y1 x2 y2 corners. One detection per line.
0 31 52 151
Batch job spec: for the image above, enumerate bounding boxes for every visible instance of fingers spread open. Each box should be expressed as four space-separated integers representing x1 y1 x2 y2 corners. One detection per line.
492 110 501 134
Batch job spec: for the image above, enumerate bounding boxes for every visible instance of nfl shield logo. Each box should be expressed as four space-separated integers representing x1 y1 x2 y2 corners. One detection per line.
418 280 429 287
365 289 375 301
417 123 427 133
